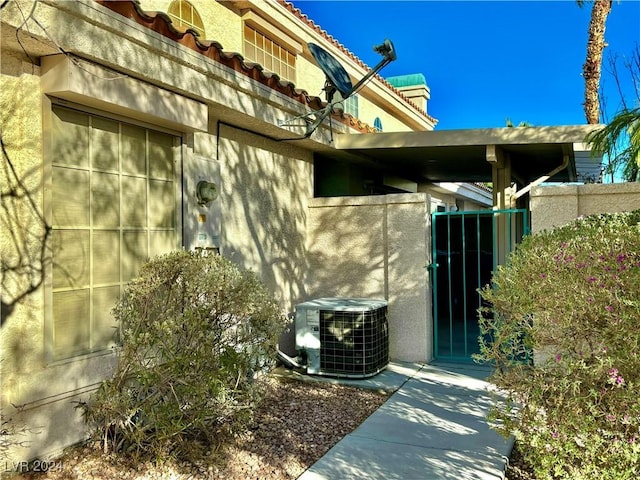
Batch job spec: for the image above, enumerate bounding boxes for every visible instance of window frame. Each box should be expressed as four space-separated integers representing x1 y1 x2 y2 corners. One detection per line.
343 95 359 119
167 0 205 38
43 98 184 364
241 12 301 84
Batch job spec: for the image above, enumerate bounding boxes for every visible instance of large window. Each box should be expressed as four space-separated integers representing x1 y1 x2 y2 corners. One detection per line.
243 24 296 82
49 105 180 360
167 0 205 38
343 95 359 118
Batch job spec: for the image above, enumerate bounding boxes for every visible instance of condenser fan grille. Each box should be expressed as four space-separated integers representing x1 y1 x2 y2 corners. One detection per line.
319 307 389 376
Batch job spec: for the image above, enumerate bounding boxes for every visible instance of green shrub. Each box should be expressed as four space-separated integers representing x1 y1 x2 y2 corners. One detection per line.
83 250 286 460
477 210 640 479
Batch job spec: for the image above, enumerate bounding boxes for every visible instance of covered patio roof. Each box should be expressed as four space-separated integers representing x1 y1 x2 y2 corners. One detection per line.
334 125 604 185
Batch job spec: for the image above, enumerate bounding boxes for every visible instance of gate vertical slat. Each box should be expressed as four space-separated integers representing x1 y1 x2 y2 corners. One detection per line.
461 213 468 357
508 210 513 254
446 215 453 357
492 213 498 271
431 215 438 358
432 208 528 362
476 214 482 326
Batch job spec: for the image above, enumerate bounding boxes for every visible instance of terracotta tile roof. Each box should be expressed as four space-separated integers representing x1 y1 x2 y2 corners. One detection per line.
278 0 438 125
95 0 377 134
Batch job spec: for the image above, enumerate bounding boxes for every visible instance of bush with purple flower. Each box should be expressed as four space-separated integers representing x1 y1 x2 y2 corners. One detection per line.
477 209 640 479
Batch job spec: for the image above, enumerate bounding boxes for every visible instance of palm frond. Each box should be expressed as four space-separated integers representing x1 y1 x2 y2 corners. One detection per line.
586 107 640 182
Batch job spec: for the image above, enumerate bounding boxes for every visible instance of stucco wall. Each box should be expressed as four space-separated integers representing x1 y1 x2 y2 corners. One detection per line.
216 124 314 312
1 54 134 463
0 0 317 462
305 194 432 363
531 183 640 233
140 1 242 52
1 55 44 377
0 0 435 463
137 0 432 133
358 94 413 133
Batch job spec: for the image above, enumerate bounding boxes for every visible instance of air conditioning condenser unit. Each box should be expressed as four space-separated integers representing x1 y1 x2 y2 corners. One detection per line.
295 297 389 378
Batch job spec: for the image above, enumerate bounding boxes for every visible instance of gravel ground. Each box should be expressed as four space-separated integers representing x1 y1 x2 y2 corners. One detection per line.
8 375 389 480
7 373 533 480
504 443 537 480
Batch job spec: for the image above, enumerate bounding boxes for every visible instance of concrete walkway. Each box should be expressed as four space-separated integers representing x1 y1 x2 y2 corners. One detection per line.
293 362 514 480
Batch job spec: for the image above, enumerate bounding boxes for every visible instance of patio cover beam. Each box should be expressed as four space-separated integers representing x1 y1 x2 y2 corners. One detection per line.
333 125 604 186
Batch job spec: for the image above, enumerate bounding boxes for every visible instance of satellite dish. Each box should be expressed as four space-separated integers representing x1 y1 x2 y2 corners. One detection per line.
308 43 353 100
279 39 397 140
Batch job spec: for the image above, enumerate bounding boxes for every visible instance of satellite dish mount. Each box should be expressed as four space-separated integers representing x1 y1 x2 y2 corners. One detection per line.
279 39 396 140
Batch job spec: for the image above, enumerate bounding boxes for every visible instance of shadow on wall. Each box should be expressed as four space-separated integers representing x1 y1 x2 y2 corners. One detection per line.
216 123 313 351
1 97 50 328
305 203 387 299
1 12 180 458
304 196 432 363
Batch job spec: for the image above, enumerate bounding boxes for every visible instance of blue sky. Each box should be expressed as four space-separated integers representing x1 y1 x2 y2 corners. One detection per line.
291 0 640 130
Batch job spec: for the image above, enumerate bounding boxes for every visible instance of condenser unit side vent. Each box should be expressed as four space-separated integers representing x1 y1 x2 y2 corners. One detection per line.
295 298 389 379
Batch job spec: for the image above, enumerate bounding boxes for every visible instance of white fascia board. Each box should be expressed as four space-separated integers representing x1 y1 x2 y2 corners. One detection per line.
337 125 605 150
357 81 436 131
434 182 492 206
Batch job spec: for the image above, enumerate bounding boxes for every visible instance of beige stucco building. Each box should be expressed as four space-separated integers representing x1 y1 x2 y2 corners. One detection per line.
1 0 616 463
0 0 469 461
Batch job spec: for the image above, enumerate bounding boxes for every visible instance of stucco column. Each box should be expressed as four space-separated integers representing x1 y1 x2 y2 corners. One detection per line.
487 144 512 209
487 145 512 266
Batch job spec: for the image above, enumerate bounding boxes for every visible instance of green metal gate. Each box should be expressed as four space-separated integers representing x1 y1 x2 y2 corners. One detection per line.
431 209 529 362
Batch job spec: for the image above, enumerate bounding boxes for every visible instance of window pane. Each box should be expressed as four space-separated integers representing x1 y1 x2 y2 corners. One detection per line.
148 130 174 179
123 231 148 281
53 289 90 355
91 116 119 171
52 229 90 289
149 231 176 258
121 124 146 176
167 0 179 16
245 44 256 62
52 166 90 227
149 179 175 228
243 26 296 81
121 175 147 227
167 0 205 36
50 106 178 359
93 231 120 284
52 107 89 168
92 286 120 348
92 171 119 227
